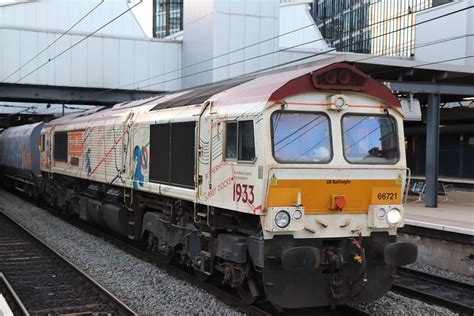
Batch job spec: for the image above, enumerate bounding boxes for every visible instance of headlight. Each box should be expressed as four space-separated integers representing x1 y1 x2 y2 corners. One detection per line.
387 208 401 226
293 209 303 221
275 210 291 228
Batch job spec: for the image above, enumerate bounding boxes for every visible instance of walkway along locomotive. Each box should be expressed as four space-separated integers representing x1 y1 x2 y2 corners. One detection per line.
0 63 417 309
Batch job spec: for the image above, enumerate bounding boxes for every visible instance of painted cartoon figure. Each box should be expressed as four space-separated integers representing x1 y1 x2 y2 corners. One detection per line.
133 145 148 189
85 148 92 176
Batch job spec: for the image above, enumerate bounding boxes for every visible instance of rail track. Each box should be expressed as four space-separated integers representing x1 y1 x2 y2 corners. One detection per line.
393 266 474 315
0 212 136 315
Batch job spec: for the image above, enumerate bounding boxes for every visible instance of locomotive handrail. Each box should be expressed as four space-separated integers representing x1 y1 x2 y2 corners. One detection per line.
194 100 212 224
404 167 411 205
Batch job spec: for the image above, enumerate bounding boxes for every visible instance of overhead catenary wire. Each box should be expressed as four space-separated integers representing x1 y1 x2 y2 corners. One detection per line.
0 104 35 109
0 104 39 119
15 2 470 107
261 38 474 157
21 104 97 116
2 0 105 82
88 1 436 97
0 106 37 117
87 23 317 97
265 33 474 81
15 0 143 83
351 33 474 66
225 5 474 82
366 51 474 77
135 5 473 91
30 33 474 115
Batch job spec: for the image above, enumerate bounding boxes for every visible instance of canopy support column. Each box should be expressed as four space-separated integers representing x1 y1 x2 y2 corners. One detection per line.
425 93 440 208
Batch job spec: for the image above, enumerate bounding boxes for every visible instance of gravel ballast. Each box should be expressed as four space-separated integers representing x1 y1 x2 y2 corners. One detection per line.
407 262 473 285
0 188 460 315
358 291 457 315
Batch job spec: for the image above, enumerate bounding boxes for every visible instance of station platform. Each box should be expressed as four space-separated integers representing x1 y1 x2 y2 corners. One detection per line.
404 190 474 236
400 191 473 275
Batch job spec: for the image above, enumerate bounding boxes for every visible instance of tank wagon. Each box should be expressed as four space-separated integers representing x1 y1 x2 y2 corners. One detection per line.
0 122 43 196
0 63 417 309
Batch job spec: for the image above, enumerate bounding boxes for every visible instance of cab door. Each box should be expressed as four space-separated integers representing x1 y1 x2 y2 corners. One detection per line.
196 101 214 204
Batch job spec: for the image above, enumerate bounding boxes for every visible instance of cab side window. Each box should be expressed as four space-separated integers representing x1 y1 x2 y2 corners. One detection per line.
238 120 255 160
225 122 238 159
54 132 68 161
225 120 256 162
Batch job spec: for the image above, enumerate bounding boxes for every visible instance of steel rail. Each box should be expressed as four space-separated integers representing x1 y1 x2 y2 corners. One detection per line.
0 273 29 316
392 267 474 315
0 211 136 316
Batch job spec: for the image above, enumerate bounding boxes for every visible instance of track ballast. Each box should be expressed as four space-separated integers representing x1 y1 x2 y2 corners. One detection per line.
393 266 474 315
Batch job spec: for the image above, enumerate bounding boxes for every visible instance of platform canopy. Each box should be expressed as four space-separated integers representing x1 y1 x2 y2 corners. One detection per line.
0 83 164 106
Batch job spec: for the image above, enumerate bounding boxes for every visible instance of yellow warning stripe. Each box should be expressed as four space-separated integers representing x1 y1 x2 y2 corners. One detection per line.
267 179 402 214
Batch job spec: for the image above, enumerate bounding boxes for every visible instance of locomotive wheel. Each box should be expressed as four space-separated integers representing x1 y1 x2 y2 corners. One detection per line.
237 277 260 304
193 268 211 282
146 232 174 264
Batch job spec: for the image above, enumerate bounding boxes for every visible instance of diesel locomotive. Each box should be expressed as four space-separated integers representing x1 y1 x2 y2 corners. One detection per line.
0 63 417 309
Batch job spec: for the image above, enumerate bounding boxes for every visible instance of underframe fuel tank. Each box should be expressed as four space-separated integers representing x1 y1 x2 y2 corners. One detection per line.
0 122 43 178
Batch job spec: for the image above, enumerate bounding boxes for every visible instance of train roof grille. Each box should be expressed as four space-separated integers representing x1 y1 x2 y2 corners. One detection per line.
150 79 250 111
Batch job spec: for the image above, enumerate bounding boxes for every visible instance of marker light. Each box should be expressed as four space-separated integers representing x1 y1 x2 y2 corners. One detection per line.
335 97 346 109
376 207 387 220
275 210 291 228
387 208 402 226
293 209 303 221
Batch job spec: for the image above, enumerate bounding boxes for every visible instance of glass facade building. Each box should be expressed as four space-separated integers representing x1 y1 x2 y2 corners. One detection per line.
153 0 183 39
313 0 451 57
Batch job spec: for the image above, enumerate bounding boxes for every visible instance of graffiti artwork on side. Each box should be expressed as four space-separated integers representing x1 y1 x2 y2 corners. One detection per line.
68 130 84 166
131 125 150 190
132 145 148 190
85 148 92 176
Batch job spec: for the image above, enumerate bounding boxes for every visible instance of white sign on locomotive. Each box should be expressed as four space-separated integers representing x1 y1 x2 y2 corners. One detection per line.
0 63 417 309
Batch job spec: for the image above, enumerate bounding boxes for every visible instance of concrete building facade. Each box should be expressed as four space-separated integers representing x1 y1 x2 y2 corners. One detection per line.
0 0 472 94
415 0 474 67
0 0 334 92
0 0 181 91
